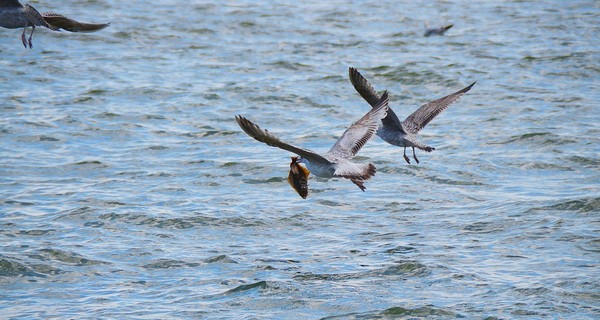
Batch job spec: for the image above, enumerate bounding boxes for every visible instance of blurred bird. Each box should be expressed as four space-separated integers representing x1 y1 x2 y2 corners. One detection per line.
0 0 110 48
288 156 310 199
348 67 475 164
236 92 389 191
424 24 453 36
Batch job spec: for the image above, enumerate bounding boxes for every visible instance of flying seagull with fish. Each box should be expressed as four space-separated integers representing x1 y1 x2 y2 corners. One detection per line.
236 92 389 191
0 0 109 48
348 67 475 164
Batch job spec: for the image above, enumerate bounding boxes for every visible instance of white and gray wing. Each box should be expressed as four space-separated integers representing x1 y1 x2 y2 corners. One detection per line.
402 82 476 134
42 12 110 32
327 91 389 159
235 115 331 165
348 67 405 133
0 0 23 8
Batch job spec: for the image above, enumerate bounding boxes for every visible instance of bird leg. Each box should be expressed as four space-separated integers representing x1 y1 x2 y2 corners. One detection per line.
21 24 29 48
403 147 411 164
28 25 35 48
412 147 420 164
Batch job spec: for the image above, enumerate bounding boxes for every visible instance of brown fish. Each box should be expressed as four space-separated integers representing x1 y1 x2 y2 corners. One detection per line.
287 156 310 199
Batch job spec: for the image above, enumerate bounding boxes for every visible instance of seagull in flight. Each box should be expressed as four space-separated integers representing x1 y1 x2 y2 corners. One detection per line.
0 0 109 48
235 92 389 191
349 67 475 164
424 24 453 37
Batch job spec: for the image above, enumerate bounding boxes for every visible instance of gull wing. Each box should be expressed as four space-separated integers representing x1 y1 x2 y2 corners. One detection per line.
0 0 23 8
402 82 476 134
348 67 381 107
327 91 389 159
42 13 110 32
348 67 405 133
235 115 331 165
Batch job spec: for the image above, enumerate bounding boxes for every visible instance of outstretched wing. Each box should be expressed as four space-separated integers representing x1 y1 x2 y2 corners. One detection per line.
42 13 110 32
348 67 405 132
348 67 381 107
327 91 389 159
235 115 331 165
0 0 23 8
402 82 476 134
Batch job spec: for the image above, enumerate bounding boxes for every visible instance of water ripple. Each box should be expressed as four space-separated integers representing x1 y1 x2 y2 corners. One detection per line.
1 0 598 319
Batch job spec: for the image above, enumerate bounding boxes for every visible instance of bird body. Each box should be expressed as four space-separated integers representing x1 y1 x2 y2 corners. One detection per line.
236 91 389 191
0 3 47 29
348 67 475 164
376 125 432 153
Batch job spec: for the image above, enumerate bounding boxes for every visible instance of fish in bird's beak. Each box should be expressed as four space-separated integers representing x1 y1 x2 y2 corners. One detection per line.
288 156 310 199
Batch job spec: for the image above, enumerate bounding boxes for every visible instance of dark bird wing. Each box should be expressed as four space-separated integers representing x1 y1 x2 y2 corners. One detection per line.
235 115 331 165
348 67 405 133
348 67 381 107
402 82 476 134
0 0 23 8
327 91 389 159
42 13 110 32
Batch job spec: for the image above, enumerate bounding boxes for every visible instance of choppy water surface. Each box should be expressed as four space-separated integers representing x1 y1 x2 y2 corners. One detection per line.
1 0 599 318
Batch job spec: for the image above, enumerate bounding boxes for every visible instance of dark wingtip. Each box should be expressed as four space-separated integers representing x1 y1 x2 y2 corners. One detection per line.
461 81 477 93
348 66 361 83
368 163 376 177
353 180 367 192
235 114 252 133
380 90 389 101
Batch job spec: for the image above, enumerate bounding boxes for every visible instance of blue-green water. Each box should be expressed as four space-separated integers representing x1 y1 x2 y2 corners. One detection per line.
1 0 599 318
